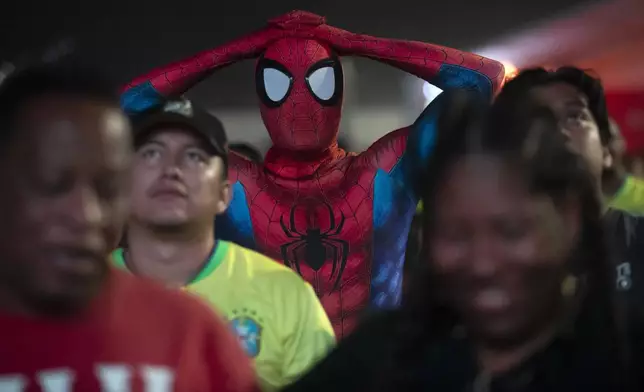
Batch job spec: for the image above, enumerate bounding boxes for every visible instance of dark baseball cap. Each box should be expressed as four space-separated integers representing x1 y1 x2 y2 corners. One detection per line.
130 99 228 164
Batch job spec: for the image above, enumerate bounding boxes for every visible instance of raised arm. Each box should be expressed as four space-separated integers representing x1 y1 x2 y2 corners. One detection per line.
362 89 488 200
286 11 504 99
120 25 286 115
334 33 503 98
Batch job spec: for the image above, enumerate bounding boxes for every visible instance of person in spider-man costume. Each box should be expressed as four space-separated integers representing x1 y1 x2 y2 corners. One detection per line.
121 10 505 337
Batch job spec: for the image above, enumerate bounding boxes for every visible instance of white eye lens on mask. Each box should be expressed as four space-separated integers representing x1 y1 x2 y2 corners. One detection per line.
263 68 291 102
307 66 335 101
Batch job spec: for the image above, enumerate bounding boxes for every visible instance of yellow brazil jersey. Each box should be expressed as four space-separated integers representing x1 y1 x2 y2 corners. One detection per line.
111 240 335 391
416 176 644 215
609 175 644 215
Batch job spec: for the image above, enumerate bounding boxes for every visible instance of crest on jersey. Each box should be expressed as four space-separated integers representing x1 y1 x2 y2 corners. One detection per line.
616 261 633 291
229 309 263 357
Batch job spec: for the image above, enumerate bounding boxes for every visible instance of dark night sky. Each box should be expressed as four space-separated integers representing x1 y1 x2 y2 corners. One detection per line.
1 0 597 107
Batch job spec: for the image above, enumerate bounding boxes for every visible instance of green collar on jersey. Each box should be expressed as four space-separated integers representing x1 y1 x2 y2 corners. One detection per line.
111 240 230 284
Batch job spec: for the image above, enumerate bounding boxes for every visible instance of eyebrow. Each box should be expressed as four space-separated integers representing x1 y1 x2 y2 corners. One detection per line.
564 97 589 108
142 138 211 154
141 139 165 148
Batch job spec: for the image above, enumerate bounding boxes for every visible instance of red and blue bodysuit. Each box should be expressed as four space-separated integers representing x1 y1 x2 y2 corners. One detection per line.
121 11 504 337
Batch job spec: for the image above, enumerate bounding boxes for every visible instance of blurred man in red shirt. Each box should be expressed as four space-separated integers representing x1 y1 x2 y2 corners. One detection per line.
0 64 259 392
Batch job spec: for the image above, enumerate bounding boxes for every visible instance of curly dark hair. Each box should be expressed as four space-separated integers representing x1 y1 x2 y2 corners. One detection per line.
494 66 610 145
379 90 631 390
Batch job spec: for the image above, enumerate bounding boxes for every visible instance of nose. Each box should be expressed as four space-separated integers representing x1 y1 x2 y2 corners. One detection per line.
469 236 499 278
159 152 185 179
66 185 105 229
161 163 183 179
290 79 316 118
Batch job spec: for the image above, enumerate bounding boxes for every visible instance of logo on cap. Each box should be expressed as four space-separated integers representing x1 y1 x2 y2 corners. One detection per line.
163 100 194 117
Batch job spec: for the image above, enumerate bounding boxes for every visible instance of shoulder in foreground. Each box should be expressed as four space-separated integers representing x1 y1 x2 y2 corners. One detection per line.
354 309 403 338
111 268 224 328
605 209 644 232
229 150 261 177
282 310 402 392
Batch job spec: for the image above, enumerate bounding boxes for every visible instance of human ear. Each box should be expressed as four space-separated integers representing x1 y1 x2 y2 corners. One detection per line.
602 146 613 169
215 178 231 215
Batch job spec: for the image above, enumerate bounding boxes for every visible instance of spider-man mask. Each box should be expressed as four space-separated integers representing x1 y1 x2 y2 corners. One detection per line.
256 38 344 153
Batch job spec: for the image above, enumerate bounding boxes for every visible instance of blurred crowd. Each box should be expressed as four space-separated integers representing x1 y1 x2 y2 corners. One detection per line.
2 11 644 392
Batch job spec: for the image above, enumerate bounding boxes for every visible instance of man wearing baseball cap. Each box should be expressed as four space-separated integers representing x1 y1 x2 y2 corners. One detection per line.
112 99 335 391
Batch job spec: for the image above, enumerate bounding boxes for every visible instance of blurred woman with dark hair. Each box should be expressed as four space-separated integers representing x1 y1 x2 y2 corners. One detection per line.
402 213 422 296
497 67 644 362
282 90 638 391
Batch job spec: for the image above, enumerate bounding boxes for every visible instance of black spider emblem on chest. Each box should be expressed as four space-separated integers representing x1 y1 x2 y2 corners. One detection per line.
280 202 349 289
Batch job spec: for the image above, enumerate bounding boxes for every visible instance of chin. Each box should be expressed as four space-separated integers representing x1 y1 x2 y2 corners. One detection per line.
469 321 537 348
27 264 108 317
270 133 333 153
149 214 190 227
31 294 89 317
28 281 103 318
288 141 334 153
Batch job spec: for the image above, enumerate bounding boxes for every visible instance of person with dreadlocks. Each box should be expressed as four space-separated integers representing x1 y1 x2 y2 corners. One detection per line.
416 67 644 312
282 90 639 391
402 214 423 296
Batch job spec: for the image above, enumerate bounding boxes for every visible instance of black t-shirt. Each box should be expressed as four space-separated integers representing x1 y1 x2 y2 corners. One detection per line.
283 310 635 392
604 210 644 380
284 212 644 392
604 210 644 326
